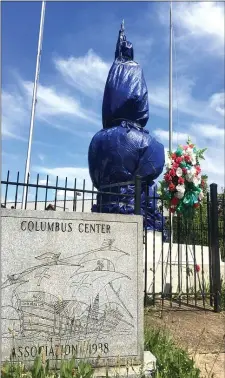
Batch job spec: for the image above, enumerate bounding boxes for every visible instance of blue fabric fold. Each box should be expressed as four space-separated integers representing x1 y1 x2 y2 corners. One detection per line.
102 23 149 129
88 23 168 241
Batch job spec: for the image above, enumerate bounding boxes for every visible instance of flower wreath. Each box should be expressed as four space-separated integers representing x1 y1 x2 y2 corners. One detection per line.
160 138 207 217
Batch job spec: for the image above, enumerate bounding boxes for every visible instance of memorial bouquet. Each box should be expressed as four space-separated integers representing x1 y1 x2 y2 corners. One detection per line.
159 137 208 218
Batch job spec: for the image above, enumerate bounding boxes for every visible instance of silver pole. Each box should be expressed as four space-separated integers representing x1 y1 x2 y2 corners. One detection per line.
169 1 173 153
169 1 174 280
22 1 46 209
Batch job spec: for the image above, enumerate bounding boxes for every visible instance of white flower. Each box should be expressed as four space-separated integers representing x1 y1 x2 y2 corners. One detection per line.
190 167 196 175
175 184 185 199
186 147 193 155
191 155 197 165
176 184 185 192
193 176 201 187
175 191 185 199
166 161 173 169
199 190 204 201
185 167 196 182
186 172 193 182
176 167 183 177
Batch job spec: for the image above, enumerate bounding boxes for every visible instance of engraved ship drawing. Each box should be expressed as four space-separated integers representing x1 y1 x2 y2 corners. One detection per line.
2 239 134 342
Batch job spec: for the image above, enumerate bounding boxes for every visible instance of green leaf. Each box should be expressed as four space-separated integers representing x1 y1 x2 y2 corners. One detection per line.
32 355 42 378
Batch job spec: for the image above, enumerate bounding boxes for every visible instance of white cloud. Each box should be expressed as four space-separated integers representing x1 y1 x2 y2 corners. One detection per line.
2 72 102 141
54 49 110 96
149 78 224 123
21 81 100 126
190 123 224 140
174 3 224 44
2 91 28 140
33 166 93 190
38 154 45 162
158 2 224 56
153 129 192 145
39 179 49 185
209 92 225 117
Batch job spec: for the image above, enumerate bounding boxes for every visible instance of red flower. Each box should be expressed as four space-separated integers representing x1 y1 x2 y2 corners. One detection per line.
176 157 183 164
171 153 177 160
178 177 185 185
182 168 187 174
171 197 179 205
164 173 172 182
195 264 200 272
169 183 176 191
196 166 201 174
194 203 199 208
170 207 176 213
170 169 176 177
190 144 194 148
173 163 179 170
184 155 191 162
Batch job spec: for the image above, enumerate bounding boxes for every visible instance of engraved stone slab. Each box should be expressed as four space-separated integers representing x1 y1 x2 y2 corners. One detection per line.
1 209 143 367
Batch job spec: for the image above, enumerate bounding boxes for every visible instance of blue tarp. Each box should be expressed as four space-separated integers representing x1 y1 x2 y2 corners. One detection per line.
102 23 149 129
89 122 165 189
88 23 167 239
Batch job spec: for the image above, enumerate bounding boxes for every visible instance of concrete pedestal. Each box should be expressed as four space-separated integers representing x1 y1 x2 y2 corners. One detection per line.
93 351 157 377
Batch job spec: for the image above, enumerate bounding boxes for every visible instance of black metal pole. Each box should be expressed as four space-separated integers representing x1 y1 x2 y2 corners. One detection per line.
207 192 213 307
134 175 142 215
210 183 221 312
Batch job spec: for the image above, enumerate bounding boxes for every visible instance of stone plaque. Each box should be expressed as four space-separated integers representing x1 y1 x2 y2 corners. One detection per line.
1 210 143 367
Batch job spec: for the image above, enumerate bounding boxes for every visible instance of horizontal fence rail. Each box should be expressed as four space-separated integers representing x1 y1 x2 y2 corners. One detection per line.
1 171 224 312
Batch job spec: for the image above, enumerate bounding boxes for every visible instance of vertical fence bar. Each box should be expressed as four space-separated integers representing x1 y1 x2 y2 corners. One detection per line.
35 174 39 210
207 192 213 307
185 221 189 306
200 205 205 308
4 170 10 207
14 172 20 209
161 196 164 308
99 187 103 213
177 216 181 307
63 177 67 212
44 175 49 210
25 173 30 210
82 180 85 213
144 181 148 307
91 184 94 210
73 179 77 212
153 186 156 306
54 176 58 210
116 183 119 210
210 183 221 312
193 242 197 307
134 176 141 215
223 192 225 264
169 213 172 307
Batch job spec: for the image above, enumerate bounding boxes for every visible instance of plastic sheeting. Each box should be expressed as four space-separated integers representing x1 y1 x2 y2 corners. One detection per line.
102 22 149 129
88 23 168 239
89 122 165 189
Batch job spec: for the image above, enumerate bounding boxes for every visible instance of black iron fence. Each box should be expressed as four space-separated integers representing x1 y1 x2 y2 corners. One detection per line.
1 171 224 312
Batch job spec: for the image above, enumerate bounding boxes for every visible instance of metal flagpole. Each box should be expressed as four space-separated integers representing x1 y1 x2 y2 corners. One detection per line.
169 1 173 153
22 1 46 209
168 1 175 295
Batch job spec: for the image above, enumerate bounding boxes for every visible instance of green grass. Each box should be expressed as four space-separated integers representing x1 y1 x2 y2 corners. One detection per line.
1 328 201 378
145 327 201 378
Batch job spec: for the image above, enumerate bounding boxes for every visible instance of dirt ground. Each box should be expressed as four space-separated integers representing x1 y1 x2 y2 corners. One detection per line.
145 302 225 377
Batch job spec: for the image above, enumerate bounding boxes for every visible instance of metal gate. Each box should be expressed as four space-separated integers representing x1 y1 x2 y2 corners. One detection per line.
1 172 224 312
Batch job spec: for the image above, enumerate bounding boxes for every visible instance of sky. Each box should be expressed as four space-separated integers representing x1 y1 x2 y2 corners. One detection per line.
2 1 225 202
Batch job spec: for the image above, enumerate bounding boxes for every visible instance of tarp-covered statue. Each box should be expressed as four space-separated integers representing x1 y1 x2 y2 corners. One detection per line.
88 22 167 239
